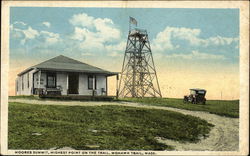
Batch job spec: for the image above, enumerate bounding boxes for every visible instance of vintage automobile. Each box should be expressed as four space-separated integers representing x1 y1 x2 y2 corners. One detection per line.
183 88 207 104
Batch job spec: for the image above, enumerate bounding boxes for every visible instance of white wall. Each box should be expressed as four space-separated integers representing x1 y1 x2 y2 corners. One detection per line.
79 74 91 95
78 74 107 96
56 72 67 95
96 75 107 95
16 69 36 95
16 76 21 95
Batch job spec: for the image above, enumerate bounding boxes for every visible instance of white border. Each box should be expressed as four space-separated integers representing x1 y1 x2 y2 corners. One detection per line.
1 1 249 155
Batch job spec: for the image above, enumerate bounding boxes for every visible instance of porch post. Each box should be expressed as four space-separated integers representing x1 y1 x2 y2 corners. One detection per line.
38 70 41 89
38 70 41 95
116 74 119 99
92 76 95 96
106 76 108 96
66 73 68 95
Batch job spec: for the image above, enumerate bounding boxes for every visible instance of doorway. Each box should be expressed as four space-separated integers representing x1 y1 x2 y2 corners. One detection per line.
68 73 79 94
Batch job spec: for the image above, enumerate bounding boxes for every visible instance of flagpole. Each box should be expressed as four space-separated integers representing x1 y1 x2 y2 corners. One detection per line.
129 17 131 33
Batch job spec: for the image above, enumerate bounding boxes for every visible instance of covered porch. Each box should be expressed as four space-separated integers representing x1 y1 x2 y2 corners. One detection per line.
33 69 119 98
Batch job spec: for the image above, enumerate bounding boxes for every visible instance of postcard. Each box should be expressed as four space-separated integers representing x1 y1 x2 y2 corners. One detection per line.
1 1 249 155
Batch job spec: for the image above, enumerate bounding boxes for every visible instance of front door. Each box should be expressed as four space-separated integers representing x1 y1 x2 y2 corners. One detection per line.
68 73 79 94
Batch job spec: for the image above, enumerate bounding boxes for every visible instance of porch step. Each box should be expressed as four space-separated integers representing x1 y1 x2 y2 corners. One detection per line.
39 95 116 101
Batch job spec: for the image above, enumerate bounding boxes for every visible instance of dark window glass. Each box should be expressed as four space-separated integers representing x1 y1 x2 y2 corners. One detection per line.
88 75 97 90
47 73 56 88
198 91 205 94
95 76 97 89
88 76 93 89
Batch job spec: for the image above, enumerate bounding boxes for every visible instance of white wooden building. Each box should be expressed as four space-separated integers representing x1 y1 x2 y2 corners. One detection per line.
16 55 118 96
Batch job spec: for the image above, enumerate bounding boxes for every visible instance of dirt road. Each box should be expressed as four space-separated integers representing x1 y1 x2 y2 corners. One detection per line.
9 99 239 151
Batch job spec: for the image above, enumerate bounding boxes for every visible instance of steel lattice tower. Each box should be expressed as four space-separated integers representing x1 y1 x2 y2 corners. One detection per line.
118 25 162 98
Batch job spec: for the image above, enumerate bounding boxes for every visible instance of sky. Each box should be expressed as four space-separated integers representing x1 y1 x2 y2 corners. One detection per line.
9 7 239 99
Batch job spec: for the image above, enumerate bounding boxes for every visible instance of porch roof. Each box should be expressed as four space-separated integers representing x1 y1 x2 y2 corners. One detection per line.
18 55 119 76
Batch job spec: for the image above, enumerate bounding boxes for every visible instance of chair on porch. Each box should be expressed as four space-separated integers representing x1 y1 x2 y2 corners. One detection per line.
101 88 107 96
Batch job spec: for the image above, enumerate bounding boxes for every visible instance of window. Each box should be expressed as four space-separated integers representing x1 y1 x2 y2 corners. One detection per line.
88 75 97 90
198 91 205 94
27 73 29 88
22 76 24 90
47 73 56 88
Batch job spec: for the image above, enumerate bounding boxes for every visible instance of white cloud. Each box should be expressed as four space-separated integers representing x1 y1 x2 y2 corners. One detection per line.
166 50 226 60
69 13 94 28
11 21 27 39
69 13 123 56
69 13 121 42
42 22 51 28
191 50 226 60
72 27 106 50
152 26 238 52
82 52 94 56
11 26 39 44
152 27 202 52
19 26 39 44
151 28 175 51
11 23 61 45
71 27 88 41
93 18 121 41
171 27 202 46
206 36 239 46
14 21 27 26
22 26 39 39
10 26 23 39
40 31 60 44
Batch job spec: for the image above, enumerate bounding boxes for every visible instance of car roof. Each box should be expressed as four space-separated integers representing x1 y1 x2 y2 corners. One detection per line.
190 88 206 91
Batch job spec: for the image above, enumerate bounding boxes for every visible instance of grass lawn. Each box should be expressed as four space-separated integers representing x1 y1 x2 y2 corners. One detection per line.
9 95 40 100
9 102 213 150
120 98 239 118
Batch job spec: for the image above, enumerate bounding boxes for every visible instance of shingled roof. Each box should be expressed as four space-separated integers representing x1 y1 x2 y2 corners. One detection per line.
18 55 118 76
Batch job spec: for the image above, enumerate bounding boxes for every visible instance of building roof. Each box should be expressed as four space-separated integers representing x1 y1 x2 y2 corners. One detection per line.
18 55 118 76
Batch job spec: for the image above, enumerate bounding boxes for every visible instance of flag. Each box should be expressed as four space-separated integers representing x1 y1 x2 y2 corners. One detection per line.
129 16 137 26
